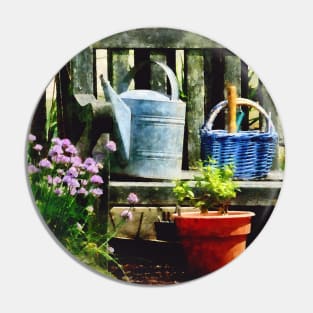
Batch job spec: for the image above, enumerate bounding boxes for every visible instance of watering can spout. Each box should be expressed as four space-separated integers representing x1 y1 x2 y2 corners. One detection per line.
100 75 131 165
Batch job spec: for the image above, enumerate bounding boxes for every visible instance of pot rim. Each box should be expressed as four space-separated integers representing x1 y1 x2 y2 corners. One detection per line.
173 210 255 220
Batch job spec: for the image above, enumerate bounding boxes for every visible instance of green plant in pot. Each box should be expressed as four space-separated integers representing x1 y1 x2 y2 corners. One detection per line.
174 159 238 215
173 159 255 277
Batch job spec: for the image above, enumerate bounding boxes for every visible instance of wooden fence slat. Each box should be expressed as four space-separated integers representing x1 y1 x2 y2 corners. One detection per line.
92 28 225 49
257 80 284 170
224 54 242 96
185 49 205 168
240 60 249 130
108 49 130 94
109 179 282 207
150 50 167 94
71 47 94 94
224 54 241 132
203 49 214 119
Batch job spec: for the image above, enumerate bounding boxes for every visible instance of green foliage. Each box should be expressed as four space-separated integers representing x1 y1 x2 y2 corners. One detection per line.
46 98 58 142
66 208 128 279
173 159 239 214
27 136 131 280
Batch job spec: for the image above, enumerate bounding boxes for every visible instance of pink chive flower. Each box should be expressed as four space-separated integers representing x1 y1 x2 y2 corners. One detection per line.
62 175 73 185
47 175 53 184
65 145 78 155
84 157 96 167
28 164 39 174
53 176 62 185
120 209 133 221
61 138 71 148
39 158 52 168
52 154 70 164
71 156 82 167
48 145 63 156
105 140 117 152
127 193 139 205
70 187 77 196
90 175 104 184
33 144 43 151
67 178 80 189
54 188 63 196
78 187 88 196
28 134 36 142
67 167 79 178
83 157 99 173
90 188 103 197
86 164 99 174
52 137 62 145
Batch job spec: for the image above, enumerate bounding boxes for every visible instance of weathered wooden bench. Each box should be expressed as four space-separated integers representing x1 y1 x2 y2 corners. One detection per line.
32 28 284 245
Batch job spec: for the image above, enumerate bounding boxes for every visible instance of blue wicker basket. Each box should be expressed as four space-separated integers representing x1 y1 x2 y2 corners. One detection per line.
200 98 278 179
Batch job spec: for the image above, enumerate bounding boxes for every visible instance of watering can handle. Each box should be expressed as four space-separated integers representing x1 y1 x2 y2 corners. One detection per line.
122 60 179 101
204 98 275 133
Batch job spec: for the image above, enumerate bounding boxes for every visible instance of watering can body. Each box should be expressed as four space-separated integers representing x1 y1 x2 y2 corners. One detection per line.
101 62 186 179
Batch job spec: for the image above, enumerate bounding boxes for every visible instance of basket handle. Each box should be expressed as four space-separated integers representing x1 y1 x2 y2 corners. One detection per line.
120 60 179 101
204 98 275 132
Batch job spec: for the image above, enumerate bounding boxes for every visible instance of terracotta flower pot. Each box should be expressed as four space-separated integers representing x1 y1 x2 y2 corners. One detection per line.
174 211 255 276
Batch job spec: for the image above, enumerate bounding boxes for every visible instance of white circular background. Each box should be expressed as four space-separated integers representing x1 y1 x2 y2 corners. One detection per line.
1 1 312 312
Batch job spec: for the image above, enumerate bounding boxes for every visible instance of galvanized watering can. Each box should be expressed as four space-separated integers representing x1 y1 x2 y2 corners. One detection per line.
100 61 186 179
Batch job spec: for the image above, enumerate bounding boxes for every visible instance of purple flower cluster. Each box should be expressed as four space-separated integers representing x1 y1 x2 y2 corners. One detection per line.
120 209 133 221
105 140 117 152
127 192 139 205
27 136 112 199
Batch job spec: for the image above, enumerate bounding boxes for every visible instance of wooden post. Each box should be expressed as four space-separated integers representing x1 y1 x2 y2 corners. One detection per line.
108 49 130 94
257 80 284 170
225 54 241 133
224 54 241 96
185 49 205 168
71 47 94 94
55 63 70 139
240 60 249 130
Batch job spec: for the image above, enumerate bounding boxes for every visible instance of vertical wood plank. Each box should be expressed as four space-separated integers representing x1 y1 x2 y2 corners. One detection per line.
203 49 213 119
108 49 130 94
150 50 167 94
71 46 94 94
240 61 249 130
258 80 283 170
224 53 241 132
55 63 70 139
185 49 205 168
224 53 242 96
